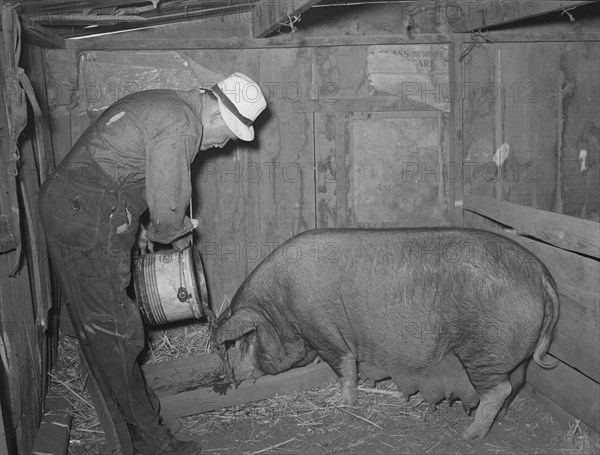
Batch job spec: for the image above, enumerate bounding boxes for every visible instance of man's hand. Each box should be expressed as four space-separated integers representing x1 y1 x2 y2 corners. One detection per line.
172 232 193 252
137 224 155 255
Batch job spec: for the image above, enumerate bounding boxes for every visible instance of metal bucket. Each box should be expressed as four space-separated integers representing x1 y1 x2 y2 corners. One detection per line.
133 245 210 326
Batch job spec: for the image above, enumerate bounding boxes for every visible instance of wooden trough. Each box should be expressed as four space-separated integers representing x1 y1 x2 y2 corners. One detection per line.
142 354 338 422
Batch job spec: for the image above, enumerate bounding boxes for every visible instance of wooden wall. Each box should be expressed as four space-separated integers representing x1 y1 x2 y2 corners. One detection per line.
0 38 56 455
44 43 452 315
462 41 600 221
459 39 600 433
40 3 600 439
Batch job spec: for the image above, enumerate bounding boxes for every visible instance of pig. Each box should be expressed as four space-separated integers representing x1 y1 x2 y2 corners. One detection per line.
215 228 559 441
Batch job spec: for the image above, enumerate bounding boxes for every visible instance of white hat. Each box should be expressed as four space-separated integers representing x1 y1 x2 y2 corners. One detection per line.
210 73 267 141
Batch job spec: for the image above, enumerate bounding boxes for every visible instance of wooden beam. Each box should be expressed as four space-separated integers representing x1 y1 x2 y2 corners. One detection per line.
475 30 600 43
65 28 600 50
463 212 600 317
529 384 599 435
449 1 594 33
18 14 66 49
294 96 441 114
551 287 599 382
66 32 454 50
527 359 600 434
30 395 72 455
463 195 600 258
143 353 224 396
251 0 322 38
21 0 253 23
157 361 337 420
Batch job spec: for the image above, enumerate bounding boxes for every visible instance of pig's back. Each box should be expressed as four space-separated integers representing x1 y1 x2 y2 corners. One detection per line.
262 228 548 366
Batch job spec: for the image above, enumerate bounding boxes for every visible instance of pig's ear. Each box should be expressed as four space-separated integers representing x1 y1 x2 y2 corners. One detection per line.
216 309 259 344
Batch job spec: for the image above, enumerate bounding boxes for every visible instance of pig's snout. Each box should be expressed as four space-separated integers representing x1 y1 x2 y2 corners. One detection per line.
227 338 264 383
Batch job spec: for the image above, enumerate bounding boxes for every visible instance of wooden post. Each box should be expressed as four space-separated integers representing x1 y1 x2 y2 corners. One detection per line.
448 42 463 226
30 395 72 455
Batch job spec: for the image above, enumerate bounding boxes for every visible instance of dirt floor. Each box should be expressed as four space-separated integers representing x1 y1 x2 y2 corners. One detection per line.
177 380 599 455
51 332 600 455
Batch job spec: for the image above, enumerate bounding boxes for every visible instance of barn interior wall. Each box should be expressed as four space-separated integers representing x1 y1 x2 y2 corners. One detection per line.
36 5 599 437
462 40 600 221
44 43 452 313
0 36 55 455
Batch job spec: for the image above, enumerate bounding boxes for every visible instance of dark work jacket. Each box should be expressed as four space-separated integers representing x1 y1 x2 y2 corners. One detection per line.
82 88 204 244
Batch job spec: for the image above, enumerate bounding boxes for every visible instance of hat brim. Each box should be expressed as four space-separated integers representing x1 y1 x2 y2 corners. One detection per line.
216 96 255 142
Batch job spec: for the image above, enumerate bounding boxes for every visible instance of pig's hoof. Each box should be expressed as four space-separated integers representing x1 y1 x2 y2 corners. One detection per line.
461 423 487 441
341 396 358 406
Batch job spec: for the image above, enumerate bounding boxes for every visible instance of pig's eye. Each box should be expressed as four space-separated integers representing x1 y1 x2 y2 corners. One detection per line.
237 338 249 353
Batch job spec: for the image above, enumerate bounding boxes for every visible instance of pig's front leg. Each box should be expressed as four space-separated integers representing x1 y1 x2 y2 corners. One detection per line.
338 353 358 406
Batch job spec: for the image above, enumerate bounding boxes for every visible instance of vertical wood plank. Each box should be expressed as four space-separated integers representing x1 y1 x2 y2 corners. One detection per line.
555 54 566 215
499 42 560 211
335 114 349 227
0 254 39 454
449 43 464 225
256 47 316 240
20 42 58 398
0 33 42 455
461 44 496 199
14 129 45 430
24 46 54 181
559 41 600 221
43 50 77 165
438 112 448 224
493 46 504 201
445 43 461 226
311 46 365 229
314 112 337 228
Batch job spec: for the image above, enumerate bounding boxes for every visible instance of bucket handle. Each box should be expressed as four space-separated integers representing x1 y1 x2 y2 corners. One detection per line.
176 250 191 302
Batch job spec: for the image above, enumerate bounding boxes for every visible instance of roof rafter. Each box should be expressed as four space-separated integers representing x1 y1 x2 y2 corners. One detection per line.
0 2 66 48
19 13 66 48
251 0 322 38
448 0 595 33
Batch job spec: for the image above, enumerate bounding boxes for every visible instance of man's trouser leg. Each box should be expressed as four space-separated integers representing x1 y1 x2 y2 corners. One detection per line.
39 178 170 455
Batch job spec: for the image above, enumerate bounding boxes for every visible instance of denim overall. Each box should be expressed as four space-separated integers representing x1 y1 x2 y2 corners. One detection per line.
38 142 170 454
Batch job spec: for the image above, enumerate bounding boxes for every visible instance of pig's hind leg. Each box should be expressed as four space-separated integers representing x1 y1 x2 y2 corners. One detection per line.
458 331 529 439
461 374 512 441
495 361 527 422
